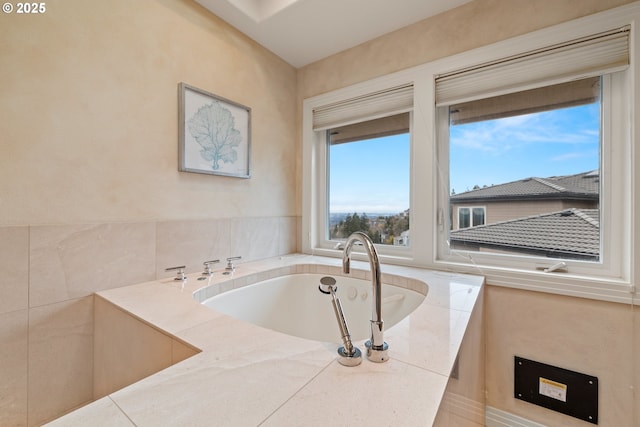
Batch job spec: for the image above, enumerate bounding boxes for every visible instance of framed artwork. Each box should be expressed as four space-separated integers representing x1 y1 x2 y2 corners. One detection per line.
178 83 251 178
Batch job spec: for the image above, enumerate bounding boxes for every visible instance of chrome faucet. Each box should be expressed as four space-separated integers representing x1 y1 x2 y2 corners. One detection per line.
342 231 389 363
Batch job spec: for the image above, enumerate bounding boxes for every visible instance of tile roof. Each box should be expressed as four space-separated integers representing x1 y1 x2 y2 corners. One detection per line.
451 170 599 202
450 208 599 258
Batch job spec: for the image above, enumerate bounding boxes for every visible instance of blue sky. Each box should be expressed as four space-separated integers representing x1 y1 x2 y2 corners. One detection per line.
330 134 410 213
450 104 600 194
329 103 599 213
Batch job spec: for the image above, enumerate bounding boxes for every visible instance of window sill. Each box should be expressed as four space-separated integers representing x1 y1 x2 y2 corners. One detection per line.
433 259 634 304
306 246 633 303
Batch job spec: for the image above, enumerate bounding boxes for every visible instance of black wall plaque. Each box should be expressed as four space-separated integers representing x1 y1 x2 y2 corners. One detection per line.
514 356 598 424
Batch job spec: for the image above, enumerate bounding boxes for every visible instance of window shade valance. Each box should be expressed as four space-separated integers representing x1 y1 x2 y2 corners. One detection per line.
329 112 410 145
449 76 600 125
436 26 630 106
312 83 413 131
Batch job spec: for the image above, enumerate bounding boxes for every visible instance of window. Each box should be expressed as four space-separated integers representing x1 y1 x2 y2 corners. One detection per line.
457 206 485 229
327 114 410 246
447 77 601 259
303 83 414 256
303 5 636 302
435 25 631 286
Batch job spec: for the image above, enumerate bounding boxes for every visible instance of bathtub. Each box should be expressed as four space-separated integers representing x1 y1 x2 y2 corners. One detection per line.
201 272 427 343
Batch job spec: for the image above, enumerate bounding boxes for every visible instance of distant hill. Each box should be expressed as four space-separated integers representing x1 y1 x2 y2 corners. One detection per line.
329 212 401 226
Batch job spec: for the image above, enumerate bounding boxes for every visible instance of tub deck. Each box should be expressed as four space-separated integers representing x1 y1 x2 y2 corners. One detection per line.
46 254 484 426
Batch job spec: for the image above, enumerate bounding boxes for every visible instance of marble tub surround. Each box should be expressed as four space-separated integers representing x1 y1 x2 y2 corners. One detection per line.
29 297 94 425
29 222 157 307
48 254 484 426
0 226 29 314
0 309 28 425
0 217 300 426
93 296 200 400
156 216 298 278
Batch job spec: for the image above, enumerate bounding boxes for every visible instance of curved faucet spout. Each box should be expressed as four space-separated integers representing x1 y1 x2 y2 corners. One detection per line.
342 231 389 362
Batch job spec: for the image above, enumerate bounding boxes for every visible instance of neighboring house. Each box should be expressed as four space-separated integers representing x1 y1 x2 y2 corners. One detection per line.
450 208 599 260
394 229 410 246
450 170 599 231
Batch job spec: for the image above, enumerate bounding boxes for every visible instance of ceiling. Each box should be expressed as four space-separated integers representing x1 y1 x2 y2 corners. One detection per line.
195 0 473 68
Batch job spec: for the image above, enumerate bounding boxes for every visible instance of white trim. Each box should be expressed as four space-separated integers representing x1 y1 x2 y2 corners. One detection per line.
302 70 421 262
440 391 485 425
437 72 626 283
435 261 634 304
485 406 547 427
456 206 486 229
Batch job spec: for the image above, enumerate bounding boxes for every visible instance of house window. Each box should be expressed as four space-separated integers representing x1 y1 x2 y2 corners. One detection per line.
457 206 486 229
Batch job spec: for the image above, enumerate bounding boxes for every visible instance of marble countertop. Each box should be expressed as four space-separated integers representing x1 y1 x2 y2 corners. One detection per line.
47 254 484 426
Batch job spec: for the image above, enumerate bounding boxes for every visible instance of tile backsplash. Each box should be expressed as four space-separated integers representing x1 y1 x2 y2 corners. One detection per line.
0 226 29 315
0 216 298 426
30 222 157 307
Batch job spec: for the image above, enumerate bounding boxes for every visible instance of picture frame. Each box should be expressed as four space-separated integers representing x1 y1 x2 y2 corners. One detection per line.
178 82 251 178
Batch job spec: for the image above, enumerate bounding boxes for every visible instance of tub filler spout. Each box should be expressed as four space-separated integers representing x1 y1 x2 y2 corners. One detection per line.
342 232 389 363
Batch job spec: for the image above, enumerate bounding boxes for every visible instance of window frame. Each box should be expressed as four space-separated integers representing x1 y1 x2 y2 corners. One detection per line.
456 206 486 229
303 94 416 260
302 3 639 303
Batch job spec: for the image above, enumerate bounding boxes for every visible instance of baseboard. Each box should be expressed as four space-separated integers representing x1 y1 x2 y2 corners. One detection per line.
440 391 485 424
485 406 547 427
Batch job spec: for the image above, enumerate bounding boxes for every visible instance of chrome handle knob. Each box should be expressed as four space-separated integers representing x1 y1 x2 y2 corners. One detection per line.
165 265 187 281
225 256 241 271
202 259 220 275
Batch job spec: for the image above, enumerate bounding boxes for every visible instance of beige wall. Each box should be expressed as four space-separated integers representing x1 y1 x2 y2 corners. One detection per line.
0 0 298 425
296 0 634 99
1 0 297 225
296 1 637 426
486 285 636 426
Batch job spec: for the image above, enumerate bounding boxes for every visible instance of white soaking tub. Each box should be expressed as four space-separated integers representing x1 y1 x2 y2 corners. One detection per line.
202 273 427 343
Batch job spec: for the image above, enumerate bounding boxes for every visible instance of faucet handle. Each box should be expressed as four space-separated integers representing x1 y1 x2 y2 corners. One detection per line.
225 256 242 271
165 265 186 281
202 259 220 275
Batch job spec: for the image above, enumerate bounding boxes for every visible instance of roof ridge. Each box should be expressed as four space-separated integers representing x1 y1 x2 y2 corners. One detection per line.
532 177 566 192
569 207 600 228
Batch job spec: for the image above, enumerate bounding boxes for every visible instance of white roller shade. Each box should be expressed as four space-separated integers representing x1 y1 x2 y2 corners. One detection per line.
436 26 629 106
312 83 413 131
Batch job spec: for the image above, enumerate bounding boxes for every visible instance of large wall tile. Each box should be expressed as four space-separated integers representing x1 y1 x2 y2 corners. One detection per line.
0 226 29 315
278 216 297 255
30 223 156 307
0 309 28 427
28 297 94 426
230 217 281 262
156 218 232 277
94 296 173 399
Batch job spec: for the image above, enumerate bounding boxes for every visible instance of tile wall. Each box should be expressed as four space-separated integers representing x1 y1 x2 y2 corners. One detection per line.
0 216 298 426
